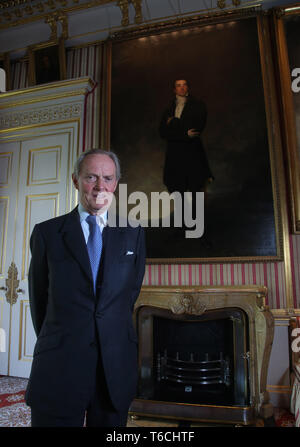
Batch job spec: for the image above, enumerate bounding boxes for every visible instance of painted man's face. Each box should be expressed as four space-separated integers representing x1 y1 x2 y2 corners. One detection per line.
174 79 189 97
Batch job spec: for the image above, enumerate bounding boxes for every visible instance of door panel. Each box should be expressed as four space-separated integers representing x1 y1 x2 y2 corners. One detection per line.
0 122 79 377
0 141 20 375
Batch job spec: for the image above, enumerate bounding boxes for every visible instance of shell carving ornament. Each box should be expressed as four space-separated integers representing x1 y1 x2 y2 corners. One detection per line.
169 294 207 315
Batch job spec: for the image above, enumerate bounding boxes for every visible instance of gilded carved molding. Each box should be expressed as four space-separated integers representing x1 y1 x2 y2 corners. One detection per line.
57 11 68 38
0 0 143 33
0 0 261 33
117 0 129 26
0 0 112 28
5 262 19 306
45 13 58 39
45 10 68 39
131 0 142 24
109 6 262 42
217 0 241 9
169 294 207 315
0 102 82 129
117 0 142 27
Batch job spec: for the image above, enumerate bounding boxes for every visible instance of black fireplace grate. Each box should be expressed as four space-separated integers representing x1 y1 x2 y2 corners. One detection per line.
157 349 231 386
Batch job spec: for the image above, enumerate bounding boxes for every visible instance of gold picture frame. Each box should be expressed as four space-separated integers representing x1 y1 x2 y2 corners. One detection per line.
28 38 66 87
103 9 289 264
273 4 300 234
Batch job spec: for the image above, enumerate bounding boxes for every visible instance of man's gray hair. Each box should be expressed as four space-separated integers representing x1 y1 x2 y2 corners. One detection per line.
73 148 121 181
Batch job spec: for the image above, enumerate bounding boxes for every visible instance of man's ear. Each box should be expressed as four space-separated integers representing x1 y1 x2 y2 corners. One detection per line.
72 173 79 190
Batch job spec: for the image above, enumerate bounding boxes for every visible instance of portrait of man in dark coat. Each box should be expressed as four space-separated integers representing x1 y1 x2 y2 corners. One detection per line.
159 79 213 203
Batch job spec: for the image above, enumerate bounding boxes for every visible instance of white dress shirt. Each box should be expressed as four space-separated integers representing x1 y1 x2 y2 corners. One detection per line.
78 203 107 244
175 95 187 119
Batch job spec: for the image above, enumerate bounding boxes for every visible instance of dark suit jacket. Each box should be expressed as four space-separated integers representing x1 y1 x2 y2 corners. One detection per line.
159 95 212 192
25 206 146 416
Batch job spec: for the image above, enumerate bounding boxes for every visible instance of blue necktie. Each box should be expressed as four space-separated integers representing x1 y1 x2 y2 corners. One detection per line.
86 215 102 292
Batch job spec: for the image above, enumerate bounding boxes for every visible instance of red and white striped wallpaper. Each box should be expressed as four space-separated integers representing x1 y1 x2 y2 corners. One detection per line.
143 262 288 308
9 45 300 312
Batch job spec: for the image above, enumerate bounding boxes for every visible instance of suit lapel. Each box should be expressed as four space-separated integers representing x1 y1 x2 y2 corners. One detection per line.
60 207 93 283
98 223 126 286
170 100 176 116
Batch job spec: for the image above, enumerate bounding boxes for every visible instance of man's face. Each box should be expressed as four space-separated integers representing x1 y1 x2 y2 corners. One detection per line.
72 154 118 215
174 80 189 97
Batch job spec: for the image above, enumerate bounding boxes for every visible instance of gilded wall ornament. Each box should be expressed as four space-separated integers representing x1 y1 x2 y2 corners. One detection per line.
5 262 19 306
117 0 129 26
131 0 142 24
169 294 207 315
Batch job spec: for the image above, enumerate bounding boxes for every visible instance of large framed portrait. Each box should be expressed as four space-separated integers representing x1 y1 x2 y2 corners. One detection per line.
28 38 66 86
105 9 287 263
273 4 300 234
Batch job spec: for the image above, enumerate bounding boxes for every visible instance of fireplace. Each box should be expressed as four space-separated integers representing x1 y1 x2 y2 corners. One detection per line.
130 286 274 425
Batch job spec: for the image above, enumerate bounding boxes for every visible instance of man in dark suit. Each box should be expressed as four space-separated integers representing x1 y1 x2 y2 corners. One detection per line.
159 79 213 218
25 148 146 427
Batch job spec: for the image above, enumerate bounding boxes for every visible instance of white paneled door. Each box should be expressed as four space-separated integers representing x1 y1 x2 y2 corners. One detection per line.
0 122 79 378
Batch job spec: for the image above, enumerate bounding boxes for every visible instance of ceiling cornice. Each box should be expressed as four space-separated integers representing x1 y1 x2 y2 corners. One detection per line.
0 0 288 57
0 0 115 29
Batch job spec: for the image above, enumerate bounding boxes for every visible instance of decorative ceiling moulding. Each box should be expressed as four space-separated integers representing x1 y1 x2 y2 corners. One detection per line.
45 10 68 39
0 0 113 29
0 0 261 31
217 0 242 8
117 0 142 26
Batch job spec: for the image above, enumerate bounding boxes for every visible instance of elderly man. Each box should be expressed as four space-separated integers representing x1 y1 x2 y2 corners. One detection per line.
25 148 146 427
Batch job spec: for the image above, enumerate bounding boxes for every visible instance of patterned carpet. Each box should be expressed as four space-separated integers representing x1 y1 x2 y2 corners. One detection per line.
0 376 30 427
0 375 296 427
272 407 296 427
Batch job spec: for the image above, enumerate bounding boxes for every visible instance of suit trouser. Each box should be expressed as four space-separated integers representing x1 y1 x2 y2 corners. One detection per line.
30 348 129 427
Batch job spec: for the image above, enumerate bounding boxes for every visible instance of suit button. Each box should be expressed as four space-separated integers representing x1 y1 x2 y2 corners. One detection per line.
95 312 103 318
90 341 97 348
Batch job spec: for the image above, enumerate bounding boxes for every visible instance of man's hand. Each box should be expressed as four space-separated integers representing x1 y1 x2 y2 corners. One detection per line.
167 117 174 125
187 128 200 138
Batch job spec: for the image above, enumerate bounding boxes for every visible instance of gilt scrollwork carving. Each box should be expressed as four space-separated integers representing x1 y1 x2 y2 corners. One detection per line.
5 262 19 306
217 0 226 9
131 0 142 24
117 0 143 27
169 294 206 315
117 0 129 27
256 293 267 311
45 10 68 40
45 14 58 40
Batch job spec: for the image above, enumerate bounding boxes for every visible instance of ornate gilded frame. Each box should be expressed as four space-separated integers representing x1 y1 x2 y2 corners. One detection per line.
101 9 290 265
273 4 300 234
28 38 66 87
